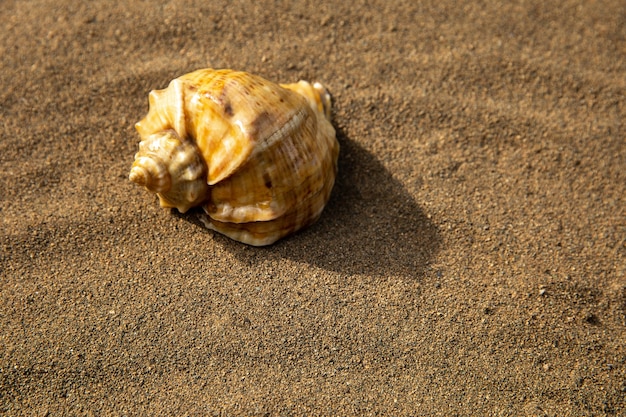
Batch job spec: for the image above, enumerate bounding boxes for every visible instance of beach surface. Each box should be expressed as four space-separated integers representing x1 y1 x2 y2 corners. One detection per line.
1 0 625 415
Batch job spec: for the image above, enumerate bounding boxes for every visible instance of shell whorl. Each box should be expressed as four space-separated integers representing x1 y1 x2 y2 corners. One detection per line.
280 81 332 121
129 131 208 213
129 155 171 193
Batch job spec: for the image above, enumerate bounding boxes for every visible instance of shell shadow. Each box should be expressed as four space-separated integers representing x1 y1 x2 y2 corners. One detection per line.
179 127 441 278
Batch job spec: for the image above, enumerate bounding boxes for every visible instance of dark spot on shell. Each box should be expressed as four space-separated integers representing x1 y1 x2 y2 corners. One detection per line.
251 111 273 136
224 102 233 116
218 84 234 116
263 172 272 189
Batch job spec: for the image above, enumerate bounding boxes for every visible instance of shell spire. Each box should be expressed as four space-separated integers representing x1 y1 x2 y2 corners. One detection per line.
129 155 171 193
129 131 209 213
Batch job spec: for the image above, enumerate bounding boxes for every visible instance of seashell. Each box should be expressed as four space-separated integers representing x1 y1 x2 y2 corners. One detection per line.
129 68 339 246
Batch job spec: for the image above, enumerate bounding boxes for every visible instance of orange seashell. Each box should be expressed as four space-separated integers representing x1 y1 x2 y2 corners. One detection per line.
129 69 339 246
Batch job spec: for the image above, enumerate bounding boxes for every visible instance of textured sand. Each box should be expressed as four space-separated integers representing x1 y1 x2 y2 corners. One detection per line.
1 0 625 415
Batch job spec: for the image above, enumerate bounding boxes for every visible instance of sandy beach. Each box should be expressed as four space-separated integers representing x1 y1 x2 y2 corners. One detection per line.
1 0 625 415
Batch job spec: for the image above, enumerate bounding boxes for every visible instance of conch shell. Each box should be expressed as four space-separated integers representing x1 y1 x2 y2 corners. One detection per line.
129 69 339 246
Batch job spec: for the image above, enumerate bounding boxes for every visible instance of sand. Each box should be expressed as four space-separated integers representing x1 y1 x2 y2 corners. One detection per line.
1 0 625 415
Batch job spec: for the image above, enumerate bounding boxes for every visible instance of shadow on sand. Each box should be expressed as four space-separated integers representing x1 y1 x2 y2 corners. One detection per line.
181 127 441 278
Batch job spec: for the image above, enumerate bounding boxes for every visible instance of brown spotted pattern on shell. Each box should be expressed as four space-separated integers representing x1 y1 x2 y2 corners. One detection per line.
129 69 339 246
